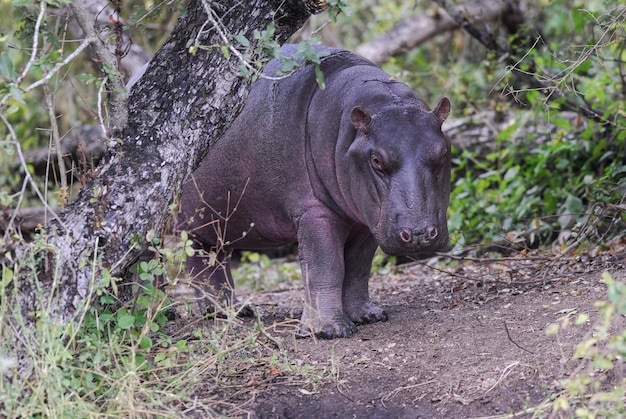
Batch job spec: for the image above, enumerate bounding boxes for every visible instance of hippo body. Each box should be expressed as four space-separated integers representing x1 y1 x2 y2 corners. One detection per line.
180 45 451 338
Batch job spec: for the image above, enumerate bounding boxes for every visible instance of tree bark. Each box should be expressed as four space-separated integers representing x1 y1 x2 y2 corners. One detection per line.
7 0 327 331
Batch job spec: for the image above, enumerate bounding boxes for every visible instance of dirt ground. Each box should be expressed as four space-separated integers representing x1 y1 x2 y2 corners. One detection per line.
214 245 626 419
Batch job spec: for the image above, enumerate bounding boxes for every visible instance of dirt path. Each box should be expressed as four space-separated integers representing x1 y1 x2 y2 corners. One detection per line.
238 252 626 418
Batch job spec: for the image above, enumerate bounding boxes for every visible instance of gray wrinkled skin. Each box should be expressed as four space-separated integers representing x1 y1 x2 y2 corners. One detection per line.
179 45 452 339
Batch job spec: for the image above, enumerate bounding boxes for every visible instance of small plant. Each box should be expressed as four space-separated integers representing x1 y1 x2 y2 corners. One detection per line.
371 248 397 274
234 250 301 291
234 247 397 289
0 232 330 417
548 271 626 417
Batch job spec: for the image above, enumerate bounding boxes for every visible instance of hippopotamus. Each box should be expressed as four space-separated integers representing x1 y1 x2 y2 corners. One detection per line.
178 45 451 339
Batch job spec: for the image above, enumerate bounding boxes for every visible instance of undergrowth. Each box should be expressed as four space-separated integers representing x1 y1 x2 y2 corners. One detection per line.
448 110 626 250
0 237 330 417
547 271 626 417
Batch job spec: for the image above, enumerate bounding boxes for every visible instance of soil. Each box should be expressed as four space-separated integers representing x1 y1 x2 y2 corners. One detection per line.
189 245 626 418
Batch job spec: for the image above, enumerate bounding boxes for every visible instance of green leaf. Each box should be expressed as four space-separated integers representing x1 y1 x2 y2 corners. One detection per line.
176 339 189 351
575 313 589 325
593 357 613 370
571 8 586 35
558 194 584 229
552 118 571 130
139 335 152 350
75 73 98 84
185 243 195 257
235 34 250 47
117 313 135 330
9 86 24 104
0 52 15 80
100 312 114 322
281 59 297 74
5 105 19 115
220 45 230 59
237 64 250 78
154 352 168 363
314 65 326 90
100 295 115 305
2 265 13 288
134 354 149 370
574 58 591 75
546 323 559 336
525 89 539 106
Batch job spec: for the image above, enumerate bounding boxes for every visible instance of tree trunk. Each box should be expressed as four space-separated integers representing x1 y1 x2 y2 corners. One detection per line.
7 0 327 331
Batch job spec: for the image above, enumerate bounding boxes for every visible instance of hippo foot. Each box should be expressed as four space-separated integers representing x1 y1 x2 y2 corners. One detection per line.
297 310 358 339
345 300 388 325
205 302 255 319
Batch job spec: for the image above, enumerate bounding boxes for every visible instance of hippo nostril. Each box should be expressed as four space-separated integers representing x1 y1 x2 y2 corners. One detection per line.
400 226 439 245
400 228 412 243
427 225 438 239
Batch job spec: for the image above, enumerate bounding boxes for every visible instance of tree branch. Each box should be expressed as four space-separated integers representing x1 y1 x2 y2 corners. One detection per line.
356 0 508 65
58 0 150 79
69 1 128 134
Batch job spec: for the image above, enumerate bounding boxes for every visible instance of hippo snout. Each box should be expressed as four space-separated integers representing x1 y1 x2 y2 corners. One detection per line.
378 222 449 256
400 225 439 246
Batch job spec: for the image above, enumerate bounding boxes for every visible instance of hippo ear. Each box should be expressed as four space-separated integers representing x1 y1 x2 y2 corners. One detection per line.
351 107 371 133
432 97 451 124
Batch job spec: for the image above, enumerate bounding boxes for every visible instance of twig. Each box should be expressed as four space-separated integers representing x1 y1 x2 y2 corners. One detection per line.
96 77 109 139
485 362 520 394
561 207 603 255
44 84 68 205
0 113 66 239
381 380 435 408
198 0 295 81
21 37 94 98
0 0 46 109
433 0 501 52
503 321 534 354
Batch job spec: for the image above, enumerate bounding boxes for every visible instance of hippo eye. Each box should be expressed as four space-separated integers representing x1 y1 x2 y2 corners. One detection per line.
370 153 384 173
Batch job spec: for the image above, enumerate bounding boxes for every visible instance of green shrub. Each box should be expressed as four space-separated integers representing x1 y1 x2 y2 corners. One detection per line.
550 272 626 416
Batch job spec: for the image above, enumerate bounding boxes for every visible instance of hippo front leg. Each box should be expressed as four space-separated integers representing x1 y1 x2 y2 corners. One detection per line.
343 227 388 324
296 213 357 339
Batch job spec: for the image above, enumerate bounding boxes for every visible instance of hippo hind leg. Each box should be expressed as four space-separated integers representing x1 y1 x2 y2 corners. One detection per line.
186 245 254 318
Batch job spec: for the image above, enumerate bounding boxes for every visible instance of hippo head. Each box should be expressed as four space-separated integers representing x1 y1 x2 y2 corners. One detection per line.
343 97 451 256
